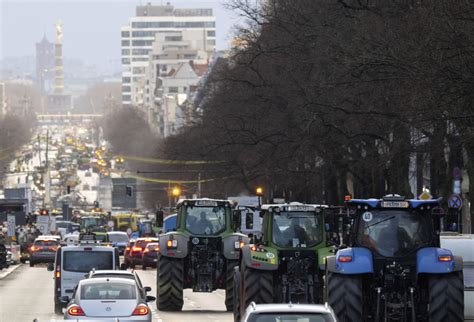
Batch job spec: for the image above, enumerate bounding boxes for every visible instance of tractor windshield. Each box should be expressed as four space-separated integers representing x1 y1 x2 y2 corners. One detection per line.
272 212 323 247
185 206 226 235
356 210 433 257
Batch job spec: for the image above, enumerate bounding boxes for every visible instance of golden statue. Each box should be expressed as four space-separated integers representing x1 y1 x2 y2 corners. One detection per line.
55 21 63 44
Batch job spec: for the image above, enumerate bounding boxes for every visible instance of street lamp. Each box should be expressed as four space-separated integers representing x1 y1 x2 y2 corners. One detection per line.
172 187 181 197
256 186 263 206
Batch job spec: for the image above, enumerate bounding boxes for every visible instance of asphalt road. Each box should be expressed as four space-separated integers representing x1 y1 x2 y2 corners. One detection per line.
0 264 233 322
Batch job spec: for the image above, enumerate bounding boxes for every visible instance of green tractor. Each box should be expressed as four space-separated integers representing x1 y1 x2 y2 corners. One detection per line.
156 198 249 311
233 203 334 321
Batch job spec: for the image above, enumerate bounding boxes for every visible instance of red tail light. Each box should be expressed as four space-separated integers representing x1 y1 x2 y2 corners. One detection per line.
30 245 39 252
67 305 85 316
143 248 150 253
132 246 142 252
132 305 149 316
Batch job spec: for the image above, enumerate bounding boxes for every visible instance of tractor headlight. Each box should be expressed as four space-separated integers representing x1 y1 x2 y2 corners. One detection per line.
166 240 178 249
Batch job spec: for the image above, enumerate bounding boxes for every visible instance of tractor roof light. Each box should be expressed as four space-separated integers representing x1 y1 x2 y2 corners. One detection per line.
338 255 352 263
438 255 452 262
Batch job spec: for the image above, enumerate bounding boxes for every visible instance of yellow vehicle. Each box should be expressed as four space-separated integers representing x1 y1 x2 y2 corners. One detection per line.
112 213 138 232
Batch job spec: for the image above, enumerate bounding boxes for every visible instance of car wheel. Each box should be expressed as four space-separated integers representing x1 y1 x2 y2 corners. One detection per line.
29 261 35 267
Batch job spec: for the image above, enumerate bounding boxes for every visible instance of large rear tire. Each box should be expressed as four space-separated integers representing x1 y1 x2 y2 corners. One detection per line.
327 272 363 322
242 266 273 310
233 268 241 322
428 272 464 322
225 260 239 311
157 255 184 311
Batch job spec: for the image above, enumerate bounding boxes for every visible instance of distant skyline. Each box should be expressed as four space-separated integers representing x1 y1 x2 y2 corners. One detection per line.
0 0 241 67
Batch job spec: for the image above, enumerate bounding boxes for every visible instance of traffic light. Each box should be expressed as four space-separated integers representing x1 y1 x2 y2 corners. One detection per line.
40 209 49 216
126 186 133 197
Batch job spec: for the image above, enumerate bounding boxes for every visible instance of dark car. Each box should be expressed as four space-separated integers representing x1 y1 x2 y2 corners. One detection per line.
123 239 136 268
29 237 59 267
127 238 158 269
141 242 159 270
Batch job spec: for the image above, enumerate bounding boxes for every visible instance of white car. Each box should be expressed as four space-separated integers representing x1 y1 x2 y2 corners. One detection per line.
64 277 154 321
242 302 337 322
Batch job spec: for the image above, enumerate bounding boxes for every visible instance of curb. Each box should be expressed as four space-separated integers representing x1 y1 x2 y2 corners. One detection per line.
0 263 22 280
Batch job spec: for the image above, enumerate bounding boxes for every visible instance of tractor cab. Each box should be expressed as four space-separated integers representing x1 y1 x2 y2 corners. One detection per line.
349 195 440 258
180 199 229 236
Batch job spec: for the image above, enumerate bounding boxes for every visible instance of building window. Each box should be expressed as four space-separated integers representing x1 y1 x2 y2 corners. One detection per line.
121 40 130 46
207 30 216 37
121 31 130 37
168 87 179 93
132 30 156 37
122 95 131 101
132 40 154 46
122 58 131 64
132 57 149 62
122 77 131 83
207 39 216 46
165 36 183 42
133 67 146 74
131 21 215 29
132 48 151 56
122 49 130 55
122 86 131 93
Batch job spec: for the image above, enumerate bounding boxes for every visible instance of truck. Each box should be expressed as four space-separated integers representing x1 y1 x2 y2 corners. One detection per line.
325 194 464 322
233 203 333 321
156 198 249 311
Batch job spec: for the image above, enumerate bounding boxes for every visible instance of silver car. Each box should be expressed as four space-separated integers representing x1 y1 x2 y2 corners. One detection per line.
64 277 154 321
242 302 337 322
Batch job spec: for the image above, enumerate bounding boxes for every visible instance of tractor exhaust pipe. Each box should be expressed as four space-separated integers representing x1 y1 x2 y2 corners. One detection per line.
409 287 416 322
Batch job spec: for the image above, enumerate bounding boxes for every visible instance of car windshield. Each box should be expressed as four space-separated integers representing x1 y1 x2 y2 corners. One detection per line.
356 210 433 257
63 251 113 272
82 217 100 228
81 282 136 300
185 206 226 235
248 313 334 322
272 212 323 247
108 234 129 243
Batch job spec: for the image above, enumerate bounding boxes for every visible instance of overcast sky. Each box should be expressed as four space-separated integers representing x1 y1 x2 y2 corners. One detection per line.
0 0 241 66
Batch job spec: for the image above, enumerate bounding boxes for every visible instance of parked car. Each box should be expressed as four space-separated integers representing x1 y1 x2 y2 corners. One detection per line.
126 238 158 269
141 242 159 270
87 269 151 299
241 302 337 322
107 231 129 255
29 237 59 267
64 277 154 321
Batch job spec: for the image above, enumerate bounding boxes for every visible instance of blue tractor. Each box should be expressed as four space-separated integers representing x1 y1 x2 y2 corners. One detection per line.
325 194 464 322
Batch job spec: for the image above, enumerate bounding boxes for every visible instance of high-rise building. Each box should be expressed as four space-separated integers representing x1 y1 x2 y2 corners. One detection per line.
35 35 55 92
0 83 6 115
121 3 216 107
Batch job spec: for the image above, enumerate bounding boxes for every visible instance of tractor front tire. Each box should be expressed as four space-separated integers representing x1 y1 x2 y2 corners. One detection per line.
225 260 239 311
327 272 363 322
242 266 273 310
157 255 184 311
428 272 464 322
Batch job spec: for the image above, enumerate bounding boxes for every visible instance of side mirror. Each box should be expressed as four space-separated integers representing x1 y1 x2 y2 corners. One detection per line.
144 286 152 293
47 262 54 271
146 295 156 302
120 263 128 270
245 213 253 230
233 210 242 231
60 295 69 303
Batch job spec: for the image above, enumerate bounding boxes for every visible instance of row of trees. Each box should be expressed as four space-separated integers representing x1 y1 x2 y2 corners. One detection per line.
155 0 474 227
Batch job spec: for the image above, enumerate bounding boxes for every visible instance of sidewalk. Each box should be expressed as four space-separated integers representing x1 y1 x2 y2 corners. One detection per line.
0 263 21 280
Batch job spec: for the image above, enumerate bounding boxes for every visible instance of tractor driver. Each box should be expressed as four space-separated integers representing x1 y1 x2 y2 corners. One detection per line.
195 211 213 234
376 216 412 257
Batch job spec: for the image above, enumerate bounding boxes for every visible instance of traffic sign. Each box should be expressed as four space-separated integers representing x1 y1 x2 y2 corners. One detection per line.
448 194 462 209
418 191 432 200
7 215 16 237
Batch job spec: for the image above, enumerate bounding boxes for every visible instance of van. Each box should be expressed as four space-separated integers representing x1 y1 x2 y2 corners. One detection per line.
440 233 474 320
48 243 120 314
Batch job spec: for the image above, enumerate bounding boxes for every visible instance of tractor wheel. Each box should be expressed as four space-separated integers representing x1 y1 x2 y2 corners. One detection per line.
242 266 273 310
29 261 34 267
233 268 241 322
157 255 184 311
428 272 464 322
225 260 239 311
327 272 363 322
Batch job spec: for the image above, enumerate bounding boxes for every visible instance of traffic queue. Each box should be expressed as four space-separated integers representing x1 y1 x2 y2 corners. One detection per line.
8 194 469 321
